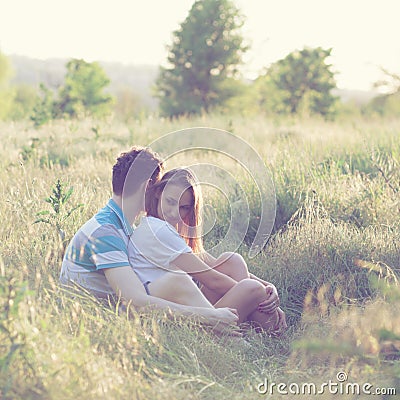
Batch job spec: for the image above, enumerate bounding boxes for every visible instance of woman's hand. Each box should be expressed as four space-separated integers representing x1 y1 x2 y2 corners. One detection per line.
249 274 281 313
257 284 280 313
270 307 287 336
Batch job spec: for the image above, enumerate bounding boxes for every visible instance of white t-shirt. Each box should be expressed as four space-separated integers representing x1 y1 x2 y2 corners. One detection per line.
129 216 192 284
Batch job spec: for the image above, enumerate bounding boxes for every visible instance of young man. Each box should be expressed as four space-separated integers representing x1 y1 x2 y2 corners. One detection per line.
60 146 239 333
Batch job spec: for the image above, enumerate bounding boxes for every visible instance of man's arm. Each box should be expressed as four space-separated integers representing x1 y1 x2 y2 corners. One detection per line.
103 266 239 331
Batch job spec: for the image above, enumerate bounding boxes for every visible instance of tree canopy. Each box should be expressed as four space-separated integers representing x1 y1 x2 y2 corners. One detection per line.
156 0 247 117
57 59 114 118
256 47 338 118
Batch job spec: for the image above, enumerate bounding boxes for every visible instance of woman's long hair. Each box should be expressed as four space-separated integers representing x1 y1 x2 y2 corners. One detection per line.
145 167 204 254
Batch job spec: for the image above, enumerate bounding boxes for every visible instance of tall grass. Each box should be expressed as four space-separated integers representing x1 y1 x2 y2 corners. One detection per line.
1 115 399 399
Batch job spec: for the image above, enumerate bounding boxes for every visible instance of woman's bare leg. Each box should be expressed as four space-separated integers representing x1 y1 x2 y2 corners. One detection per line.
148 257 280 332
214 279 279 331
201 252 250 304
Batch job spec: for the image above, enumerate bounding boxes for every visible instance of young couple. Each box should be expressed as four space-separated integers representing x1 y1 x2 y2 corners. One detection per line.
60 146 287 336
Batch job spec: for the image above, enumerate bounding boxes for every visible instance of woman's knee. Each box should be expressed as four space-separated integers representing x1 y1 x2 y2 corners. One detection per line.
215 252 249 279
218 251 245 266
235 279 266 302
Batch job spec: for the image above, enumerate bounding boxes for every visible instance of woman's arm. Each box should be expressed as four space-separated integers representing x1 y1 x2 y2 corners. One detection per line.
172 253 237 296
249 272 272 286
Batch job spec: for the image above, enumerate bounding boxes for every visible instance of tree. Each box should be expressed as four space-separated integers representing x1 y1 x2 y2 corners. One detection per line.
374 67 400 94
9 84 38 120
30 84 56 127
367 67 400 117
0 51 13 87
0 51 15 120
156 0 247 117
256 47 337 117
57 59 114 118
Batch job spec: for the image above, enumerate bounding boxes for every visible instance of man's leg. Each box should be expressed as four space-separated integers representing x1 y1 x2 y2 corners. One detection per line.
148 271 214 308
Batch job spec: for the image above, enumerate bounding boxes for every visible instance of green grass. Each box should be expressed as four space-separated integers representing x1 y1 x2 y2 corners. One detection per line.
1 115 399 399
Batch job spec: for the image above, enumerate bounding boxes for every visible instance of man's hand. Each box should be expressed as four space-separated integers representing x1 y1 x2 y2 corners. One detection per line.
205 307 240 336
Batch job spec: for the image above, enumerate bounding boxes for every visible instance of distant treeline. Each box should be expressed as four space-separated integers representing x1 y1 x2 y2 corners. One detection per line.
9 55 159 111
0 0 399 123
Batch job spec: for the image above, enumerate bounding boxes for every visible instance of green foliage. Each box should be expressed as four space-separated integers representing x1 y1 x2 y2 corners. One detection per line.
374 67 400 94
363 91 400 117
0 52 13 86
30 83 56 127
20 137 40 162
0 90 16 120
34 179 83 248
0 52 15 120
28 59 115 125
256 47 338 118
0 273 34 398
8 84 37 121
57 59 114 118
214 80 258 116
156 0 247 117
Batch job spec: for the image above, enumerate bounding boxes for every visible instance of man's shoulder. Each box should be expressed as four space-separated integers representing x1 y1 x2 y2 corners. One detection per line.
63 213 129 270
78 206 123 237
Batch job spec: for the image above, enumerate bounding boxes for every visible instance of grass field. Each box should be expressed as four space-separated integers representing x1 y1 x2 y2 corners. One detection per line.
1 114 399 399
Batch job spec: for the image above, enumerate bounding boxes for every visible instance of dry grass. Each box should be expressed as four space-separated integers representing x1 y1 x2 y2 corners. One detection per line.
0 115 399 399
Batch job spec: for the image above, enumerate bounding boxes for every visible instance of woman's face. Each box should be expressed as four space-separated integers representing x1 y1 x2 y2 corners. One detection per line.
157 184 193 226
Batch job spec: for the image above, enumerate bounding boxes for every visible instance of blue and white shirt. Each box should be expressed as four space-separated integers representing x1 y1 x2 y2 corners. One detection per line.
60 199 134 297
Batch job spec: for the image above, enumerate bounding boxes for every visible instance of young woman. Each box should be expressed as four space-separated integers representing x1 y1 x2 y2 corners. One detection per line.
130 168 286 334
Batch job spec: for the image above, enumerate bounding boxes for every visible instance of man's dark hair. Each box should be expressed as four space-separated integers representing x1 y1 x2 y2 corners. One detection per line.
112 146 163 196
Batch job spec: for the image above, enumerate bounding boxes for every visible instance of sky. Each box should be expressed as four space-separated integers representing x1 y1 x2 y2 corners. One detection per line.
0 0 399 91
